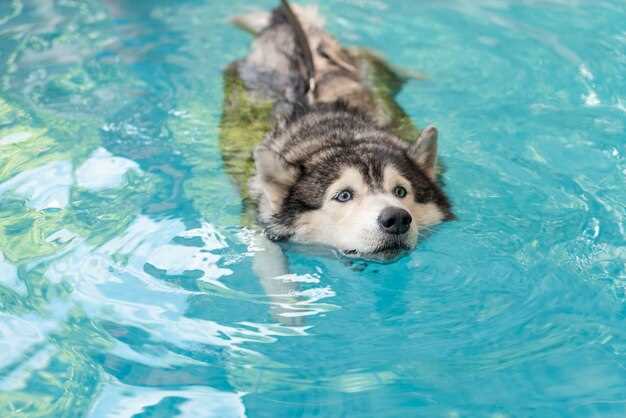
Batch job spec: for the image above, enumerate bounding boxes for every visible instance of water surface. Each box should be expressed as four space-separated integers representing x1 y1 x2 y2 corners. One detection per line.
1 0 625 417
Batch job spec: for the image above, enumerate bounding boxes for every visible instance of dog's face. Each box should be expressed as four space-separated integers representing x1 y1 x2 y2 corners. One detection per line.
251 125 453 261
291 164 449 260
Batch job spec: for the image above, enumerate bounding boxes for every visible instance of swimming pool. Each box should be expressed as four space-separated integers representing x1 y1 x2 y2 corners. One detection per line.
1 0 625 416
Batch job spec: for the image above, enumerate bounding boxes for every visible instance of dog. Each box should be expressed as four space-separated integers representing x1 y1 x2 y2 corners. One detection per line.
225 0 453 264
221 1 454 322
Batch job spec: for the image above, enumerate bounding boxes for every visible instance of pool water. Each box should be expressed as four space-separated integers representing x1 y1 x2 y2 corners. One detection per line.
1 0 625 417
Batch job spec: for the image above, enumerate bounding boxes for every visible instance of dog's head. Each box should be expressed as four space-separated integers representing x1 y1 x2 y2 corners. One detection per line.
251 115 453 261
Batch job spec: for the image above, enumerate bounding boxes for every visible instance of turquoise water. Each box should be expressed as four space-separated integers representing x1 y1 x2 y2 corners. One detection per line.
1 0 625 416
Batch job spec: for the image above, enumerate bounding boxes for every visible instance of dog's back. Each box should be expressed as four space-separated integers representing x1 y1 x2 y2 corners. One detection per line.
235 1 412 133
222 2 420 210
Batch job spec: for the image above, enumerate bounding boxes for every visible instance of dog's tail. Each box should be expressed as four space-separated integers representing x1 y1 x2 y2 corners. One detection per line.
277 0 315 97
231 10 271 36
232 1 317 102
232 2 325 36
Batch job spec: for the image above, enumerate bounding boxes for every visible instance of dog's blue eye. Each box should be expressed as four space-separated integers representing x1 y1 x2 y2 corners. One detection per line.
393 186 408 198
335 190 353 202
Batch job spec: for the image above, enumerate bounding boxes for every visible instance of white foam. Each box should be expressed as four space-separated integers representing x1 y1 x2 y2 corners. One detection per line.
0 252 26 295
43 218 250 350
583 90 600 107
145 222 233 283
75 147 140 191
0 345 57 391
179 222 228 251
98 215 185 259
0 160 73 209
107 340 205 369
579 64 594 81
146 244 232 280
0 313 58 369
88 380 247 418
0 130 34 145
273 273 320 284
46 228 79 245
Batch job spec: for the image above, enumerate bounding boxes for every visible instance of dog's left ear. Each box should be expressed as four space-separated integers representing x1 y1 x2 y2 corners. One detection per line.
407 125 438 180
253 145 300 213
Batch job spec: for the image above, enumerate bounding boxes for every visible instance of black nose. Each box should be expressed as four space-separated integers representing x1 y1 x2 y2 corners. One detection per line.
378 207 412 235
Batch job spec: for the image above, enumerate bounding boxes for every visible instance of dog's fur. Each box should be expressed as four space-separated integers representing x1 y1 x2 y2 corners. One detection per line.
251 104 453 260
232 1 453 262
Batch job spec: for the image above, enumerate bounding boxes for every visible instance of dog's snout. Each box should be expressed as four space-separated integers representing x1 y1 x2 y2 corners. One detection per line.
378 207 412 235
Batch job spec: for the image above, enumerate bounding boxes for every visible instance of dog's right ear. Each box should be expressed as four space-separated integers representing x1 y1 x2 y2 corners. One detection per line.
253 146 300 212
407 125 438 180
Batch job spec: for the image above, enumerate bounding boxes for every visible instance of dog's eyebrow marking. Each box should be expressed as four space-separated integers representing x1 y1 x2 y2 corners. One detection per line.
365 158 384 190
383 165 409 191
327 166 369 196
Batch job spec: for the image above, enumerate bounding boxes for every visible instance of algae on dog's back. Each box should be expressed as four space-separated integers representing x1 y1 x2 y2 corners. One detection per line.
219 63 274 210
350 48 421 142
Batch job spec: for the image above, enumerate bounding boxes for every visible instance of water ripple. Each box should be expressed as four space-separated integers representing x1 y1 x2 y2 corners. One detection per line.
1 0 626 417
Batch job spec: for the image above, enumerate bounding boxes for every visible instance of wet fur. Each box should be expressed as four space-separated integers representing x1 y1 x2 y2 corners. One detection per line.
234 1 453 260
251 103 453 242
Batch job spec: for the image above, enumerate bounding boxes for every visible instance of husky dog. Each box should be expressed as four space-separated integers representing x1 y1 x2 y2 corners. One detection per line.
227 1 453 263
251 105 453 261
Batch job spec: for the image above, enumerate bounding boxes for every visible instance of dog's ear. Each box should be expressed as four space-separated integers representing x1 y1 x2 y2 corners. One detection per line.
407 125 438 180
253 146 300 212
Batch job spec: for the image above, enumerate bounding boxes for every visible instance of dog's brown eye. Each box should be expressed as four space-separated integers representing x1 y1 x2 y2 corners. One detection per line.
393 186 408 198
334 189 353 202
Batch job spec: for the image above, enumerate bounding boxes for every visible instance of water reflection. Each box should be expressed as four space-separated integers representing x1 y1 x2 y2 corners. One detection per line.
0 0 625 417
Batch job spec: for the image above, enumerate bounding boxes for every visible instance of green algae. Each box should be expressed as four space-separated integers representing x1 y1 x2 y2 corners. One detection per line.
219 63 274 203
0 93 103 184
0 309 114 418
0 200 68 264
350 48 421 141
